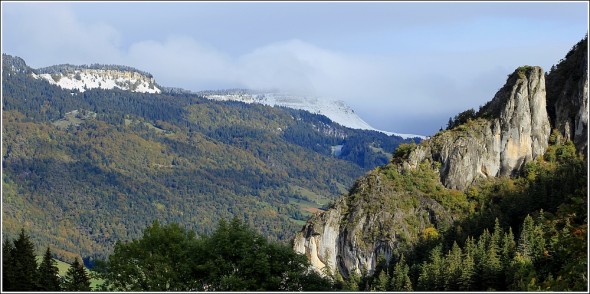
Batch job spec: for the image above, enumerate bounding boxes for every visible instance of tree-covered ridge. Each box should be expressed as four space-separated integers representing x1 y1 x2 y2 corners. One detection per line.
2 56 414 263
2 54 33 75
36 63 155 79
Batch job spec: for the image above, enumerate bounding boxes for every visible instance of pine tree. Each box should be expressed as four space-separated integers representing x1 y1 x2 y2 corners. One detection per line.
501 227 516 269
37 247 61 291
458 236 477 291
508 252 538 291
417 246 444 290
63 257 91 291
475 229 492 286
343 270 360 291
390 254 412 291
518 215 545 261
483 219 503 290
459 249 475 291
372 270 389 291
518 215 532 257
8 229 39 291
2 238 16 291
445 241 463 290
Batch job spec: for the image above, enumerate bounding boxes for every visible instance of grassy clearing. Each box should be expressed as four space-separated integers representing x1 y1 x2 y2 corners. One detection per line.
36 256 104 290
286 185 337 224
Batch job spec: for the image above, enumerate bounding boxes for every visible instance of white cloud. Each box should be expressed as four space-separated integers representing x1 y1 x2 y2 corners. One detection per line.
235 39 380 97
3 3 122 66
3 2 584 135
126 36 235 89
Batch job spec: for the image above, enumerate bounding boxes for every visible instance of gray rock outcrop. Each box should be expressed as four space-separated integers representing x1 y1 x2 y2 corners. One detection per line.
547 36 588 153
414 66 551 190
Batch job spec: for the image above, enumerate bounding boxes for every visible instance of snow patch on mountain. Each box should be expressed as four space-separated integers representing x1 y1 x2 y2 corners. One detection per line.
204 92 425 139
35 69 161 94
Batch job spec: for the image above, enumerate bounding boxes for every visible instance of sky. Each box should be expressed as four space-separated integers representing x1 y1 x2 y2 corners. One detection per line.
1 1 588 136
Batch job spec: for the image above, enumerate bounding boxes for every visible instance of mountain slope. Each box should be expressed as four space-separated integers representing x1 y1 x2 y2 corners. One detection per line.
1 55 416 262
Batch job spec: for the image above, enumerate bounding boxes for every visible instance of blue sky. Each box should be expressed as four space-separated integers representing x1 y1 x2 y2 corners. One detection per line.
2 1 588 135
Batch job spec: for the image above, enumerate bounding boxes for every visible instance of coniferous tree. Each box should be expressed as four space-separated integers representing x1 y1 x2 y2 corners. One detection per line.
501 227 516 270
390 254 412 291
459 247 475 291
371 253 389 291
2 239 16 291
445 241 463 290
343 270 360 291
373 270 389 291
8 229 39 291
417 246 444 290
37 247 61 291
63 258 91 291
518 214 546 262
508 252 538 291
518 215 535 258
483 219 503 290
473 229 491 289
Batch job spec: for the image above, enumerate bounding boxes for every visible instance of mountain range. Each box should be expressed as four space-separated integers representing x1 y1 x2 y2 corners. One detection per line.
1 53 417 261
10 59 423 139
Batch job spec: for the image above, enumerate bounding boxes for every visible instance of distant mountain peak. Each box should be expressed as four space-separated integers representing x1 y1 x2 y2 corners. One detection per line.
2 56 161 94
201 90 425 139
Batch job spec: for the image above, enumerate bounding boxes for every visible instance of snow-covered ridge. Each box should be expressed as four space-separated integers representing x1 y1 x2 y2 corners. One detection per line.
33 68 161 94
204 92 425 139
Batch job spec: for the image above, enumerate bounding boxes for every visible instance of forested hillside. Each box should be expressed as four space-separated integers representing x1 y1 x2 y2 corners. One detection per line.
1 54 415 263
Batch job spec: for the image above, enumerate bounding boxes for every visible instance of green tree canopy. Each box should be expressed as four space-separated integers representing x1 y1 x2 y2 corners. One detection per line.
99 218 333 291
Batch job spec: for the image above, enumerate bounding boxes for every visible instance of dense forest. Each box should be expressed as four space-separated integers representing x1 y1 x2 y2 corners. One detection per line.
1 54 416 264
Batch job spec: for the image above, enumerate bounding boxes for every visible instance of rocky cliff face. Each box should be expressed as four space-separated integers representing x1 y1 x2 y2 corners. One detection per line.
412 66 551 190
293 165 454 278
293 65 552 277
547 36 588 153
35 68 161 94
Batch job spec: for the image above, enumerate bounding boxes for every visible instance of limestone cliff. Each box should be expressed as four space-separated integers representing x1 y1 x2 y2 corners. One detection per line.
412 66 551 190
546 36 588 153
34 63 161 94
293 65 552 277
293 164 454 277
